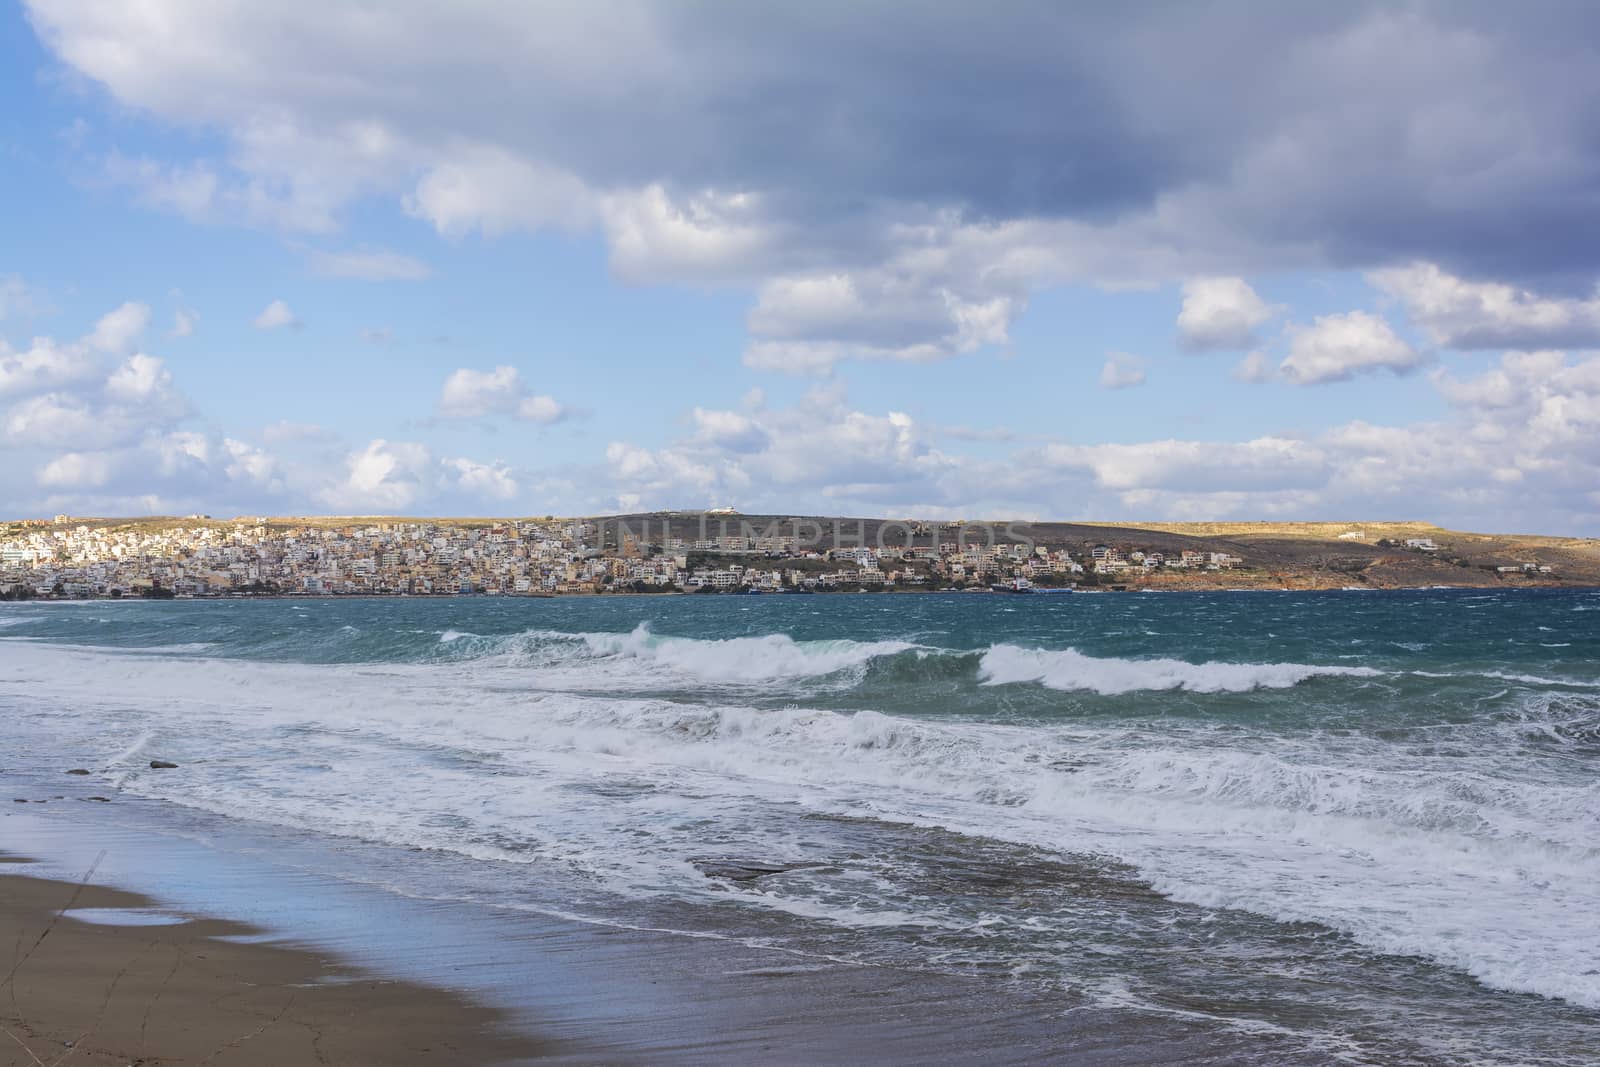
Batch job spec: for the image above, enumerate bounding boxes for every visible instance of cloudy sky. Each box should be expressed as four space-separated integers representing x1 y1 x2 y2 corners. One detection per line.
5 2 1600 532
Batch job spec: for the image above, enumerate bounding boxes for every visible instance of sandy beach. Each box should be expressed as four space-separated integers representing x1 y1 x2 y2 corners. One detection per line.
0 862 545 1067
0 798 1329 1066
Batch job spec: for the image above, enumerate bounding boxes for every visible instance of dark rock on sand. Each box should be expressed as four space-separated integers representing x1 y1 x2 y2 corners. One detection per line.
695 859 810 882
149 760 179 769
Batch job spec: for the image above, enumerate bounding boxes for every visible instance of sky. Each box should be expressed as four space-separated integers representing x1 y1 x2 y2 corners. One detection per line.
4 2 1600 533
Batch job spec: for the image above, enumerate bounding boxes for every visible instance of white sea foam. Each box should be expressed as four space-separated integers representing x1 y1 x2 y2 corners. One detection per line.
5 638 1600 1014
1413 668 1600 689
978 644 1380 694
435 622 919 685
66 908 189 927
576 623 916 682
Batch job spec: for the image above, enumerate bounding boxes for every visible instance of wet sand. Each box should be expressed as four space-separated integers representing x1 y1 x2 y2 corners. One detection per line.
0 795 1336 1065
0 865 546 1066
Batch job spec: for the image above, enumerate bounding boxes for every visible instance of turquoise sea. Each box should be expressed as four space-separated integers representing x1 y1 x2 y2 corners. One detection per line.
3 589 1598 1063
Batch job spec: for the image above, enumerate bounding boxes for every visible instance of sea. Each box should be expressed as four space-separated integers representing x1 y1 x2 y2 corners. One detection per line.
3 589 1599 1064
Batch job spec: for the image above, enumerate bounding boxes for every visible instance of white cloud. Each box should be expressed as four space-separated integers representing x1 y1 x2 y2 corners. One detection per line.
406 147 594 238
360 327 393 345
437 366 568 423
12 427 298 517
311 439 524 511
1098 351 1146 389
0 303 199 508
222 437 282 489
169 306 198 338
37 450 114 489
438 366 516 415
86 301 151 353
0 338 97 398
308 247 433 281
150 430 211 475
443 456 518 500
1177 277 1275 351
691 407 769 452
742 257 1020 374
6 392 104 446
105 353 174 403
1232 350 1276 383
253 299 300 330
318 439 432 512
1369 262 1600 350
601 185 777 284
1279 310 1425 384
516 395 566 423
3 346 188 450
10 300 1600 531
581 351 1600 531
1 304 552 517
604 387 958 512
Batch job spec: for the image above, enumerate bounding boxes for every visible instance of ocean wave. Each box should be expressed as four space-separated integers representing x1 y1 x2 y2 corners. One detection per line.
578 623 917 682
978 644 1380 694
1413 669 1600 689
434 622 920 684
1494 692 1600 751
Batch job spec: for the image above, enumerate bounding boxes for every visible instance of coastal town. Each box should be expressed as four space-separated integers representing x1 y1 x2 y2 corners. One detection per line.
2 512 1589 601
0 514 1258 599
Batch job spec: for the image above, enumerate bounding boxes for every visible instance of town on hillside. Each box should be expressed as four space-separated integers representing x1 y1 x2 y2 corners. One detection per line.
0 512 1587 601
0 513 1252 599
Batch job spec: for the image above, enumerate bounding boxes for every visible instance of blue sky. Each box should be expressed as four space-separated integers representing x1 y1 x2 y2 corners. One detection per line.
4 3 1599 532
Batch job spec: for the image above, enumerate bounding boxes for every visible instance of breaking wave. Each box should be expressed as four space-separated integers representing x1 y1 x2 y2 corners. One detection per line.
978 644 1381 694
576 623 918 682
436 622 919 684
426 626 1382 697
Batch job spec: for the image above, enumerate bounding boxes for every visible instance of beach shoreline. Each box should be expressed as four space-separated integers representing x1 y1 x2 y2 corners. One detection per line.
0 794 1338 1066
0 864 550 1067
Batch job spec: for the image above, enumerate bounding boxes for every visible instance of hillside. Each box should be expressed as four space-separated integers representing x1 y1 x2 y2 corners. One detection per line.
574 512 1600 589
7 513 1599 590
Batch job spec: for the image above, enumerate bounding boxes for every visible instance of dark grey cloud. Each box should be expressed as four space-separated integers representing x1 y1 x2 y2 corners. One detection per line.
28 0 1600 330
614 1 1600 283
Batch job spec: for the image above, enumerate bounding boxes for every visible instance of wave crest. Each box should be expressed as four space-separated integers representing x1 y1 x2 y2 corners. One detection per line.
436 622 918 684
978 644 1380 694
579 623 916 682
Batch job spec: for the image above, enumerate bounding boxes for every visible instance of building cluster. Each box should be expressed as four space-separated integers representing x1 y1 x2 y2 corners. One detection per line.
0 518 1247 599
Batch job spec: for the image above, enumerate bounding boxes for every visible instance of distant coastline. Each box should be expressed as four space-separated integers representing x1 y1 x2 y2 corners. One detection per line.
4 512 1599 601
